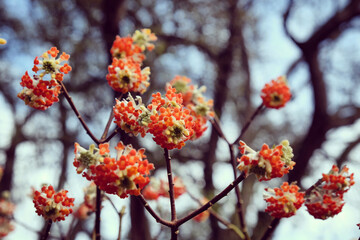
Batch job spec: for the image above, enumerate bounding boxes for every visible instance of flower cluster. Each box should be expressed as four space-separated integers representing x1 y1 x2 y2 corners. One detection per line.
17 47 71 110
33 185 74 222
142 176 186 200
114 85 196 149
264 182 305 218
74 183 97 220
106 29 156 94
0 195 15 237
74 142 154 198
106 57 150 94
305 165 354 219
261 76 291 109
170 76 214 139
237 140 295 181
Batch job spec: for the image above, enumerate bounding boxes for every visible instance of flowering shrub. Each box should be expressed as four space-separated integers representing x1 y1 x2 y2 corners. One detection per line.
9 27 356 240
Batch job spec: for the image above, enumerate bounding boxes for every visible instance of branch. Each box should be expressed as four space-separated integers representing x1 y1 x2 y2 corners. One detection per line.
136 195 174 227
187 191 245 239
157 33 216 60
176 172 246 226
59 81 99 144
330 105 360 128
40 220 52 240
232 103 265 145
335 137 360 168
164 149 179 239
228 144 249 240
94 186 102 240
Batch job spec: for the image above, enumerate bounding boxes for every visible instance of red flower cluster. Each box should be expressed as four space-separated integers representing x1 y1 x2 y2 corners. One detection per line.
0 197 15 237
264 182 305 218
74 142 154 198
142 176 186 200
261 76 291 109
237 140 295 181
170 76 214 139
33 185 74 222
305 165 354 219
18 47 71 110
107 29 156 94
114 86 196 149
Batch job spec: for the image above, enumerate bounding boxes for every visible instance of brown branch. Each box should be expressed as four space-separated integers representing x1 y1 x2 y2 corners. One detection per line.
228 144 249 240
209 117 230 144
335 137 360 168
59 81 99 144
260 218 280 240
157 33 216 60
40 220 52 240
164 149 179 239
136 195 174 227
94 186 102 240
187 191 245 239
100 93 123 142
233 103 265 145
176 172 246 226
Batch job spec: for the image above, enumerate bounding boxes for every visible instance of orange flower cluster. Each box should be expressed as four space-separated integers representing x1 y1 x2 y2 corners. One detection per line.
261 76 291 109
264 182 305 218
114 86 197 149
305 165 354 219
142 176 186 200
170 76 214 139
107 29 156 94
237 140 295 181
74 183 97 220
33 185 74 222
0 197 15 237
74 142 154 198
17 47 71 110
106 58 150 94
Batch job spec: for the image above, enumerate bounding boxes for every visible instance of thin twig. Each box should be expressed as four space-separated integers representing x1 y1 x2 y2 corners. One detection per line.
136 195 174 227
117 206 126 240
176 172 246 226
187 191 245 239
41 219 52 240
305 178 323 197
164 148 179 239
260 218 280 240
232 104 265 145
99 93 123 142
94 186 102 240
103 127 120 143
104 196 126 240
59 81 99 144
228 144 250 240
210 116 230 144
